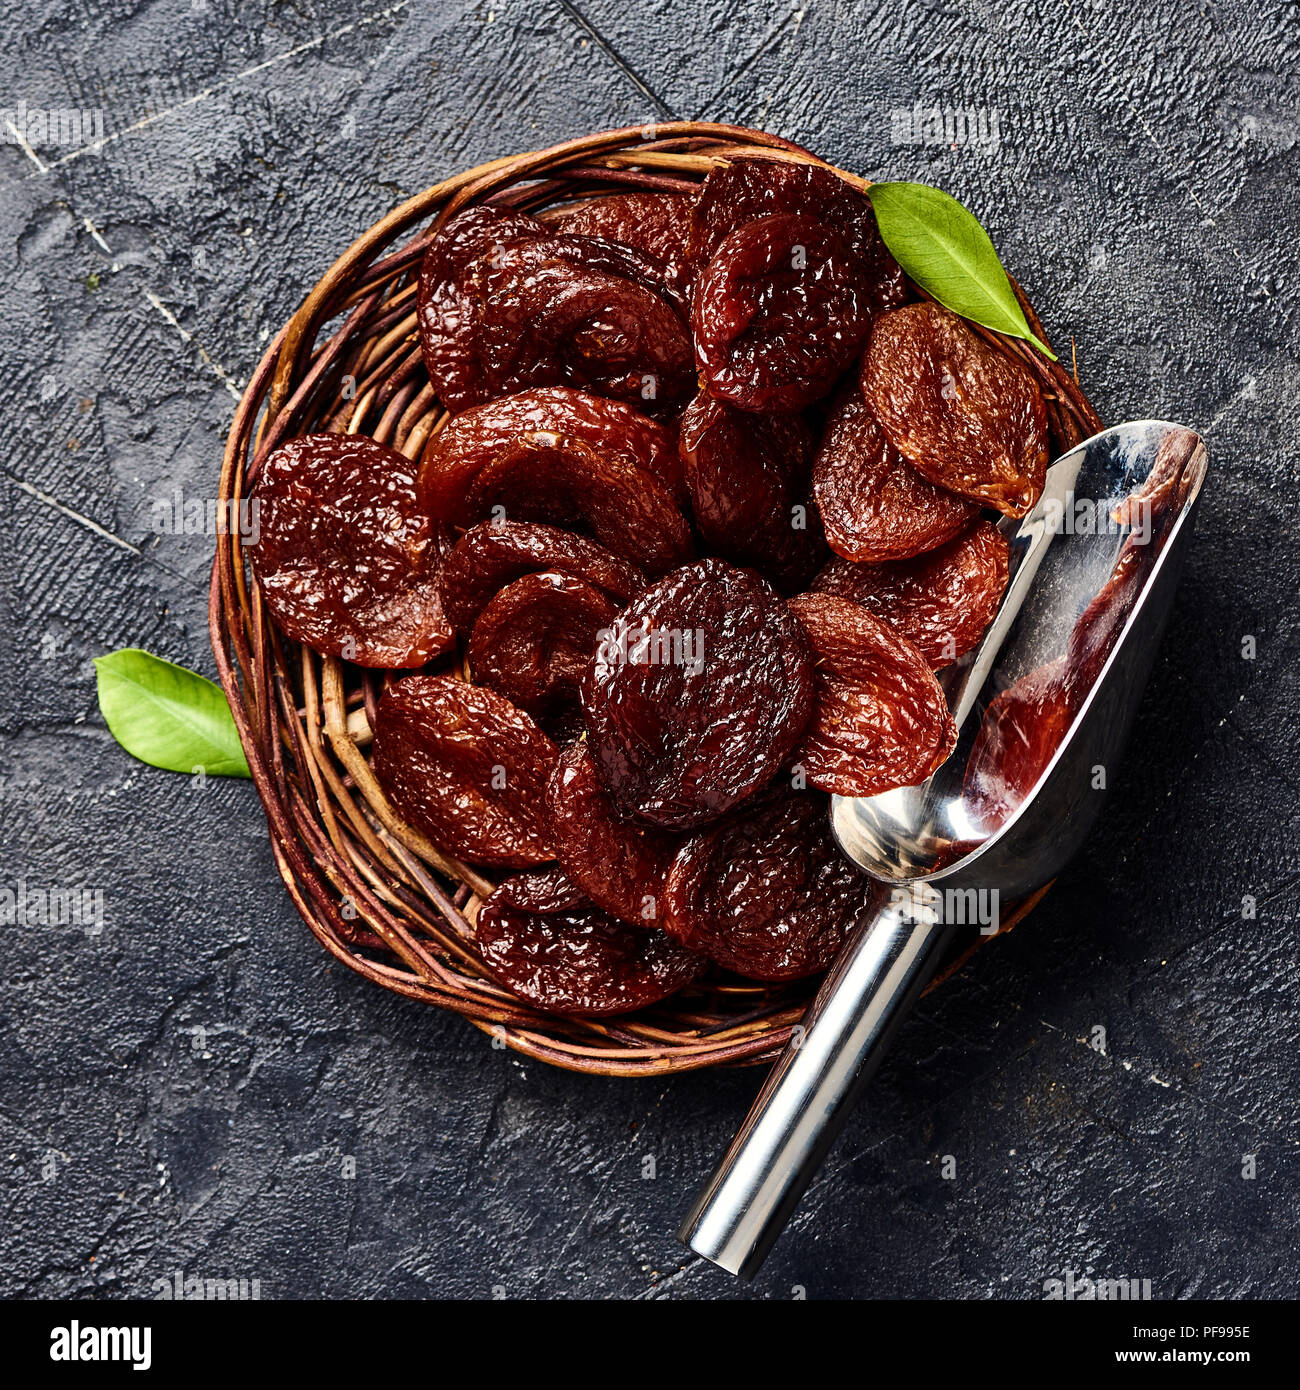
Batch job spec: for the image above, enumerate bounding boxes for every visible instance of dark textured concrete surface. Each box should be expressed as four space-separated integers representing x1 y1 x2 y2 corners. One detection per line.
1 0 1297 1301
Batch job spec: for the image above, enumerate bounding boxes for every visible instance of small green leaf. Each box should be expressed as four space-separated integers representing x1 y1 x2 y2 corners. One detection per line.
94 648 251 778
865 181 1057 360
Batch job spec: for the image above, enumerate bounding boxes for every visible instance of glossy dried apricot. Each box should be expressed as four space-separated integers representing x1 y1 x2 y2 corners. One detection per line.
811 520 1010 667
963 437 1205 834
473 235 695 412
688 156 906 312
787 593 957 796
581 558 815 829
693 213 873 412
439 520 645 635
555 192 694 279
462 433 693 574
812 384 977 563
250 432 454 669
860 303 1049 517
547 739 680 928
663 788 880 980
963 660 1071 831
467 572 618 718
965 433 1205 831
491 866 586 915
677 392 824 591
371 675 556 867
419 386 683 521
477 870 705 1016
416 206 551 411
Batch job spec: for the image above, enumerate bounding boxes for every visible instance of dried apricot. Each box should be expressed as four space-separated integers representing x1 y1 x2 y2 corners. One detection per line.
371 675 556 867
963 660 1071 831
860 303 1049 516
581 559 815 828
555 192 694 279
416 206 551 411
419 385 683 521
812 384 977 563
678 391 824 591
477 870 705 1016
250 432 454 669
811 520 1010 667
463 433 693 574
693 213 873 412
663 788 880 980
491 866 587 914
965 433 1205 831
547 739 680 927
439 520 645 635
467 572 618 718
688 156 906 312
786 593 957 796
472 235 695 412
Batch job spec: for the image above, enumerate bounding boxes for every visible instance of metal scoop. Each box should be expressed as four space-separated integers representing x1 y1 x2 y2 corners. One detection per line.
680 420 1208 1280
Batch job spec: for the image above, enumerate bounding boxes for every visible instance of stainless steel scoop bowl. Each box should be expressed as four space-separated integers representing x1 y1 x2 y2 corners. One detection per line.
680 419 1208 1280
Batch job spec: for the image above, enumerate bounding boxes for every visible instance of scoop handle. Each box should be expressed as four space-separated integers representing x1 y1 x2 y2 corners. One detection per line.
678 886 954 1280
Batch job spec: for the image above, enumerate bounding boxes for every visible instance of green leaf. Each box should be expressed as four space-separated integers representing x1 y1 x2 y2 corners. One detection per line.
865 181 1057 360
94 649 251 778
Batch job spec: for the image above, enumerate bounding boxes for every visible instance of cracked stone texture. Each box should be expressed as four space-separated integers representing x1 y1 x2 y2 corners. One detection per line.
1 0 1297 1301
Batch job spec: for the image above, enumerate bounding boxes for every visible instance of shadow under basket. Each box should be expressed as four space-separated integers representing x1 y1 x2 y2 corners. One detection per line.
209 122 1101 1076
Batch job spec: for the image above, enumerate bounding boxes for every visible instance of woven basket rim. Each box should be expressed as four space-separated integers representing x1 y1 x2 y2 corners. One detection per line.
208 121 1099 1076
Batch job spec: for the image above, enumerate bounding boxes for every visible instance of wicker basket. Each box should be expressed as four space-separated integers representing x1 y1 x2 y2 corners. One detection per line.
208 122 1101 1076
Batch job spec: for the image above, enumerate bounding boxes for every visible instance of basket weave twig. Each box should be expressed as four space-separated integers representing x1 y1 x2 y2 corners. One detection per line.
208 123 1100 1076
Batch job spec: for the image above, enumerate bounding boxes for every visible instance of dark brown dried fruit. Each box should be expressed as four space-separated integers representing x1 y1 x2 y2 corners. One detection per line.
555 192 694 278
787 593 957 796
462 433 694 574
964 432 1205 833
963 432 1205 831
963 659 1071 831
491 866 587 915
467 572 618 717
1062 427 1205 699
477 870 705 1016
811 520 1010 667
548 739 680 928
963 559 1144 835
688 156 906 312
416 206 551 412
371 675 556 867
812 384 978 563
677 391 824 592
693 214 873 412
474 235 695 411
581 559 815 829
250 432 454 669
1064 552 1147 706
419 386 683 520
860 303 1049 517
439 520 645 635
419 216 695 414
663 788 881 980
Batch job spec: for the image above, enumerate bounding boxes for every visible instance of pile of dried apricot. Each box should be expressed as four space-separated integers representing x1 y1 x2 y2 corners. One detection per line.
250 156 1050 1017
